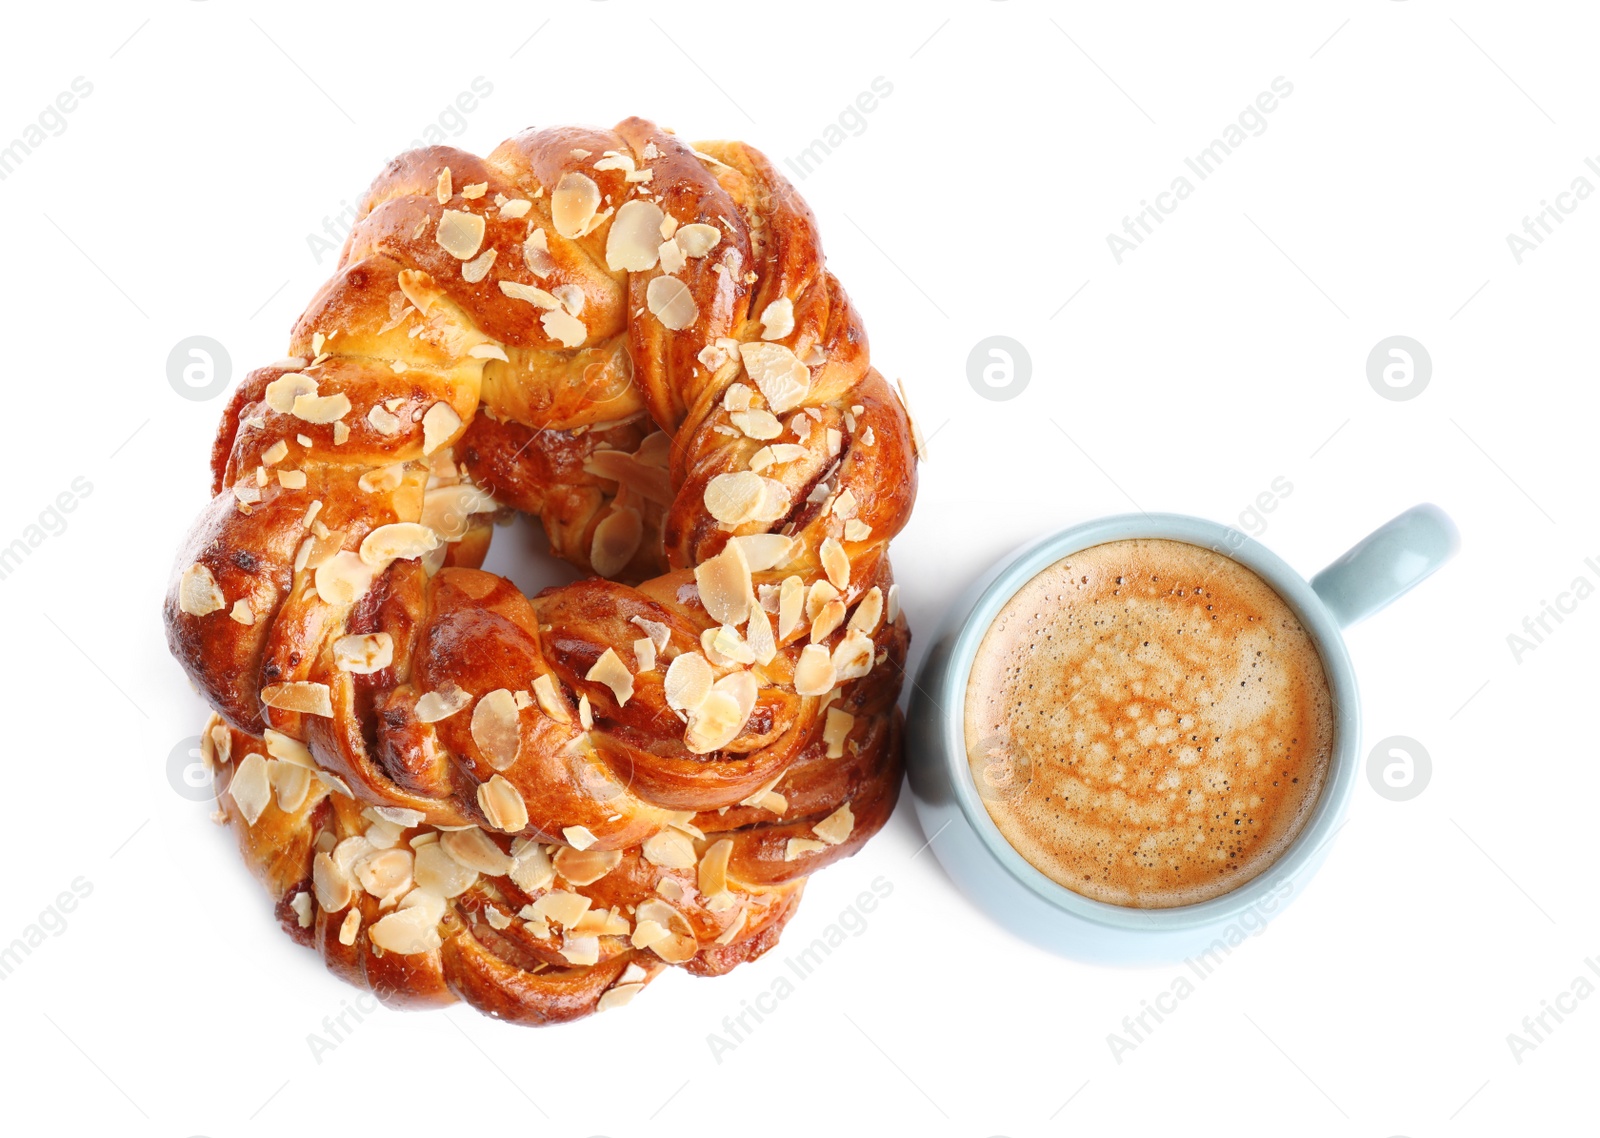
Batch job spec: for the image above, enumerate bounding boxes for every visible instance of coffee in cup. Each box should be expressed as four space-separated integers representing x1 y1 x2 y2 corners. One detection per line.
963 538 1335 909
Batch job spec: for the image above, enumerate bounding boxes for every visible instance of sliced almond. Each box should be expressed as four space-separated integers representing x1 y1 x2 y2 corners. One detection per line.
793 644 836 696
292 392 352 424
508 840 555 893
422 402 462 455
642 829 698 869
532 890 592 928
590 506 642 577
313 851 354 911
784 838 827 860
540 308 587 348
887 582 901 623
178 563 225 616
738 342 809 414
531 673 571 724
439 827 512 876
844 519 872 542
633 637 657 674
471 689 522 770
824 707 855 758
261 682 333 717
553 846 622 886
848 587 883 634
694 540 753 625
478 774 529 833
703 471 764 527
338 908 361 945
605 199 666 271
314 551 378 607
360 522 439 567
812 802 855 845
564 825 599 851
585 647 635 706
811 598 847 643
435 209 486 260
598 982 644 1012
664 652 713 713
645 275 698 330
730 409 782 440
820 537 850 590
630 615 671 652
415 684 472 723
832 628 876 680
633 899 698 963
778 575 805 640
229 753 272 825
551 171 601 238
264 372 317 414
675 223 721 256
369 905 442 955
523 228 555 276
698 838 734 898
759 298 795 340
461 246 498 283
269 760 313 813
745 606 777 666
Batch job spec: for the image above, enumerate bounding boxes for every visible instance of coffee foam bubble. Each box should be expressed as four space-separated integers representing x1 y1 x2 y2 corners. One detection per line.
964 539 1333 909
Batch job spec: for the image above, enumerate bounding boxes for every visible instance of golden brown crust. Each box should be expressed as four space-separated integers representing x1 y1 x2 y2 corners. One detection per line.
165 117 917 1025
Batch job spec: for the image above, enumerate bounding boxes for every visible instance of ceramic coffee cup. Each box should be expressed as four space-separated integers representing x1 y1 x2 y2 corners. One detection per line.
906 505 1458 964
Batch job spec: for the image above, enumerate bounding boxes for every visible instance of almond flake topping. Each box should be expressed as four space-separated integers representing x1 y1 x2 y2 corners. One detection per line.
658 237 686 275
844 519 872 542
435 210 486 260
793 644 835 696
178 563 225 616
551 171 601 238
360 522 439 566
314 551 377 607
590 506 642 577
585 647 635 706
664 652 713 713
461 247 497 283
698 838 734 899
820 537 850 590
812 802 856 845
738 342 810 414
292 392 351 424
731 533 794 571
500 198 532 219
435 167 452 204
261 682 333 717
415 684 472 723
478 774 529 833
642 829 697 868
523 228 555 276
785 838 827 861
646 275 698 330
823 707 855 758
541 308 587 348
439 828 511 877
694 539 753 625
500 279 560 309
777 575 805 640
745 606 777 665
262 440 288 465
848 586 884 633
532 673 571 724
759 298 795 340
422 402 462 454
230 753 272 826
471 688 522 770
605 199 666 271
633 637 657 673
730 409 783 440
554 846 622 886
630 615 671 652
887 583 901 623
563 825 599 851
675 223 721 256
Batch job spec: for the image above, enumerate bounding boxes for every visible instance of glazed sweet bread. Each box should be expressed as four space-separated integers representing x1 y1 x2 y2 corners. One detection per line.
164 117 920 1023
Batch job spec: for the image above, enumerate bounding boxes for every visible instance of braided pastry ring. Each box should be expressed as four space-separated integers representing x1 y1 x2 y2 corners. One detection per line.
164 117 919 1024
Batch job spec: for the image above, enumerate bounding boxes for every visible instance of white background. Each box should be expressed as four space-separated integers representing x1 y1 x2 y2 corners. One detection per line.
2 2 1595 1135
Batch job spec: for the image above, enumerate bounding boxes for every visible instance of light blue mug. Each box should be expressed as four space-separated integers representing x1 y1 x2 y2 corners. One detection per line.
906 505 1459 964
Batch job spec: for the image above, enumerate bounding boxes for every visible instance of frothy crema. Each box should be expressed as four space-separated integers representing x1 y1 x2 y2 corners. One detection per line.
964 539 1334 908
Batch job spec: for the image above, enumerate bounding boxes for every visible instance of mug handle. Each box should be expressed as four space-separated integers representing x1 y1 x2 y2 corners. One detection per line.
1308 503 1460 628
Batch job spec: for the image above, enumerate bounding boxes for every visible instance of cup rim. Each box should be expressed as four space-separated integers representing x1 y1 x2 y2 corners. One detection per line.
934 512 1361 933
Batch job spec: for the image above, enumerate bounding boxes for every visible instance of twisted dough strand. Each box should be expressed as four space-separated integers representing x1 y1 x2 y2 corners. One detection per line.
165 117 918 1024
